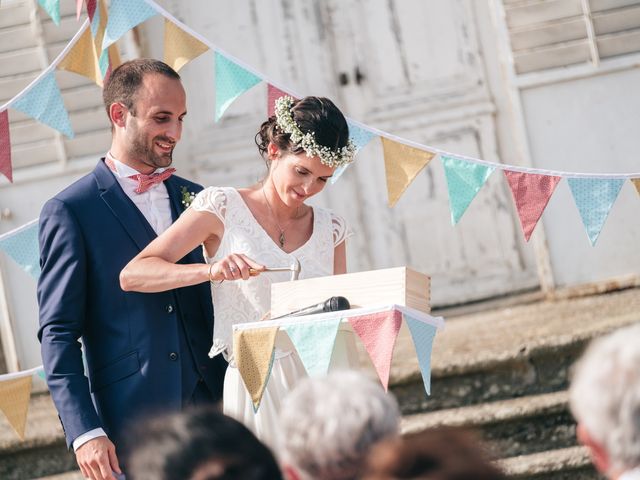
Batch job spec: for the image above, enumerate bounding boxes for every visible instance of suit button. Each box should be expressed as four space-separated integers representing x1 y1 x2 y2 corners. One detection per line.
169 352 178 361
166 304 174 313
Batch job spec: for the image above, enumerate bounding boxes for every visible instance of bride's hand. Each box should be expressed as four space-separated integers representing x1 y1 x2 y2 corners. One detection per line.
210 254 265 281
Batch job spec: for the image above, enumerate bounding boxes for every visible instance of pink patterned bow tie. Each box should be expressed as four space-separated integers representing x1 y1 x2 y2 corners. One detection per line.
129 169 176 194
105 157 175 194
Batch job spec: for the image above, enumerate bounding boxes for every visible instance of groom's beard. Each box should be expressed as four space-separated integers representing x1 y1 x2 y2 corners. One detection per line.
127 123 175 170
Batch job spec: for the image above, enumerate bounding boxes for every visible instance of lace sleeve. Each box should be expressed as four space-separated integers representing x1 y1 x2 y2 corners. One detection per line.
190 187 227 224
331 212 353 246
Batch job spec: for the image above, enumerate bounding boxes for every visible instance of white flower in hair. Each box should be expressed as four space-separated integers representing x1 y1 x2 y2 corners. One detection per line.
274 96 356 168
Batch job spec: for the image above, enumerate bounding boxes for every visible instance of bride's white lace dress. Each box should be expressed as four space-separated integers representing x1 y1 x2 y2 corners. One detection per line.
191 186 353 447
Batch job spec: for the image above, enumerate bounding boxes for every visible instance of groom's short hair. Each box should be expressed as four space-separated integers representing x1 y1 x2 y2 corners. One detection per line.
103 59 180 123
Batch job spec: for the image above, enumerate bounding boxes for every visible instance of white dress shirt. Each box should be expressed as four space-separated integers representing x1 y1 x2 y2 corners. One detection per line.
72 154 174 452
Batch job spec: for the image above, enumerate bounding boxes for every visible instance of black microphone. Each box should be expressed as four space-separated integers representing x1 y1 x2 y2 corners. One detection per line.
272 296 350 319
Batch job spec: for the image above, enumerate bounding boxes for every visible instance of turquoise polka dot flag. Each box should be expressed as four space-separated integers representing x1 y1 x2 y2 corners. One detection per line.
0 220 40 280
215 51 262 121
441 155 494 225
404 316 437 395
102 0 158 51
37 0 61 26
330 119 377 185
12 72 74 139
282 318 341 377
567 177 624 246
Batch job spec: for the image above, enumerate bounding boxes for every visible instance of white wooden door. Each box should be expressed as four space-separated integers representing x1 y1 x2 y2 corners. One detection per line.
149 0 539 306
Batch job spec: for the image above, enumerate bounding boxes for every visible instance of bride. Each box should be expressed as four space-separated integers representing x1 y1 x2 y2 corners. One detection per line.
120 95 355 446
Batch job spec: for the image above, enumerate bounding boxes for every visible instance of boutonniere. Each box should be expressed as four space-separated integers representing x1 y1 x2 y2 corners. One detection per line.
180 186 197 209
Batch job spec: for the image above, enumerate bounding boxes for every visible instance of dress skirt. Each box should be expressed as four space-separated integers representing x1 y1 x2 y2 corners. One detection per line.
222 348 307 450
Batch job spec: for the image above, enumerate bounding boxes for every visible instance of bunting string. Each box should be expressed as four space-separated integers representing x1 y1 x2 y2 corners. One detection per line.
2 0 639 244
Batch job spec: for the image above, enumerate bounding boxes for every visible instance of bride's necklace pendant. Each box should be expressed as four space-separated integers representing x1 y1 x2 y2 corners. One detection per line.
279 231 286 248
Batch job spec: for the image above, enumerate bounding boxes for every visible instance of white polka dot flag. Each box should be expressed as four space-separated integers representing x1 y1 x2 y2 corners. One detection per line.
0 219 41 280
568 178 625 246
12 72 74 139
101 0 158 51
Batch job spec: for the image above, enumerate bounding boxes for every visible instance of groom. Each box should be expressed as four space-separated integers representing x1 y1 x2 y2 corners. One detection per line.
38 59 226 479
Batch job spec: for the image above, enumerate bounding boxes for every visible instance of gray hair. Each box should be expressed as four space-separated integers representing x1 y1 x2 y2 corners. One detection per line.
569 323 640 472
279 371 400 480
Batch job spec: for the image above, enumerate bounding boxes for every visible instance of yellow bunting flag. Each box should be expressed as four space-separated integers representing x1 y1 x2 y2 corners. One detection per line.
0 376 33 439
233 327 278 410
163 19 209 72
381 137 436 207
58 26 103 86
57 1 120 86
632 178 640 196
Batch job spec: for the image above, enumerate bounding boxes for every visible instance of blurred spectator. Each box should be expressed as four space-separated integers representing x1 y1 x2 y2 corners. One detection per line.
279 371 400 480
569 324 640 480
361 427 506 480
126 406 283 480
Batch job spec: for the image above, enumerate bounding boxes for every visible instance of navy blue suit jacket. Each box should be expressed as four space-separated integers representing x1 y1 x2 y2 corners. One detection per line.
37 159 226 449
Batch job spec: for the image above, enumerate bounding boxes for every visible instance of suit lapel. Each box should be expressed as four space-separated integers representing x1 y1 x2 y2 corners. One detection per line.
164 176 184 223
94 160 156 251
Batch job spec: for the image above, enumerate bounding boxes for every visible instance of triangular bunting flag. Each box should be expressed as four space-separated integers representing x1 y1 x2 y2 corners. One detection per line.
76 0 84 20
57 27 103 87
631 178 640 197
283 318 341 377
504 170 561 242
163 20 209 72
267 84 291 117
215 51 262 121
102 0 157 51
0 111 11 183
0 220 41 279
348 119 377 153
381 138 436 207
330 120 377 185
0 376 33 439
38 0 61 25
349 310 402 390
233 327 278 410
12 73 74 139
88 0 100 36
567 177 624 246
441 155 494 225
404 317 437 395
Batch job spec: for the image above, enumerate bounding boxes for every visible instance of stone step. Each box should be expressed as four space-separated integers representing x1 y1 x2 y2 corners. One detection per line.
498 445 603 480
0 393 78 480
401 390 576 458
390 288 640 414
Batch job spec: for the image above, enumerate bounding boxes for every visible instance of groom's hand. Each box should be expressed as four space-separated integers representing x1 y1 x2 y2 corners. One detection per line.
76 436 121 480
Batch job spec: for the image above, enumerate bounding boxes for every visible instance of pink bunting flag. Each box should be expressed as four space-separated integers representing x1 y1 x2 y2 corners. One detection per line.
267 84 293 117
349 310 403 391
86 0 97 21
76 0 84 20
504 170 562 241
0 110 12 183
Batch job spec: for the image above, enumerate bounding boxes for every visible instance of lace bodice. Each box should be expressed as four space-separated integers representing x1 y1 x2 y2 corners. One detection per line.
191 187 351 361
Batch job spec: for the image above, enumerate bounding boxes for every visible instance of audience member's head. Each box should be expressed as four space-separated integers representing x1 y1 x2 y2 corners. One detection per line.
279 371 400 480
362 428 506 480
126 406 283 480
569 323 640 479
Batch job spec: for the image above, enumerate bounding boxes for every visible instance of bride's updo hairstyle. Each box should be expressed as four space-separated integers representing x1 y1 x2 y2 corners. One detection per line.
255 96 350 167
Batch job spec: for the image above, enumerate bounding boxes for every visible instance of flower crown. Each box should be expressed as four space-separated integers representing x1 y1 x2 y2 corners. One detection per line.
274 96 356 168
